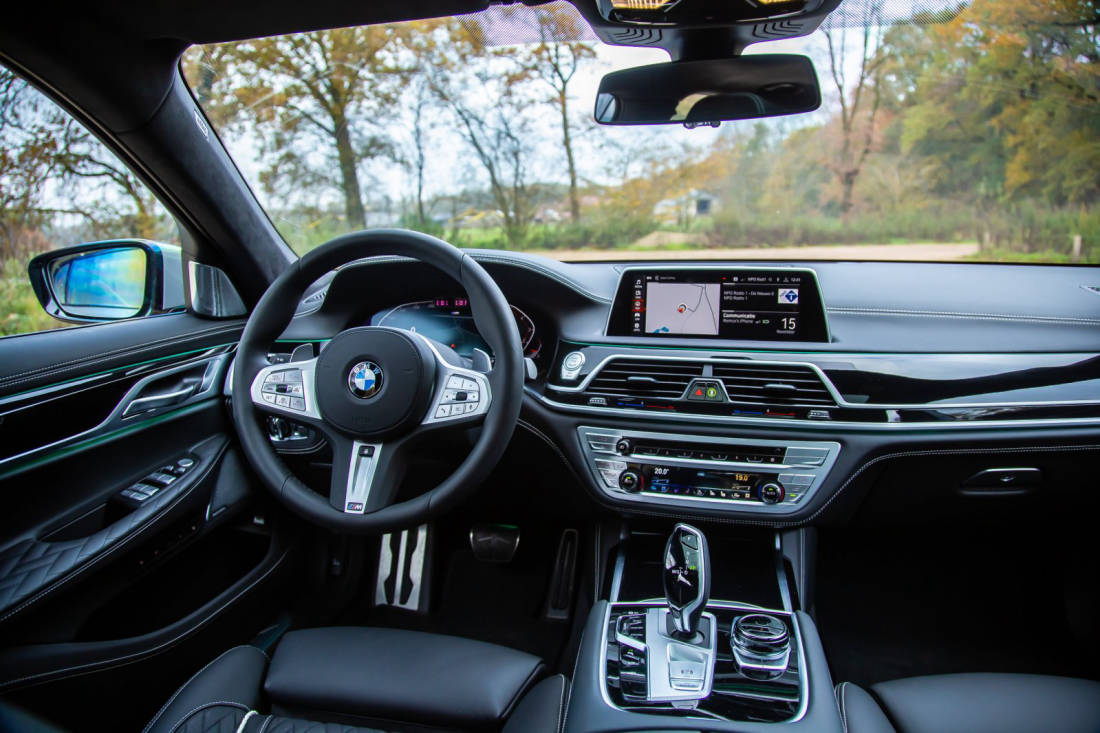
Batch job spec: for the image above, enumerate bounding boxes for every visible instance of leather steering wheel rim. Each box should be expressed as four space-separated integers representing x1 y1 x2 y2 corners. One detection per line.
231 229 524 534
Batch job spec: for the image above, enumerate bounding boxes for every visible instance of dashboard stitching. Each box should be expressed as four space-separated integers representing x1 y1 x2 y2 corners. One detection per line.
828 307 1100 326
598 443 1100 529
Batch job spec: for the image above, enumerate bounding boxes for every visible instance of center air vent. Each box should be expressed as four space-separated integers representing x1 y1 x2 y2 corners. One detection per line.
713 362 835 406
587 359 704 400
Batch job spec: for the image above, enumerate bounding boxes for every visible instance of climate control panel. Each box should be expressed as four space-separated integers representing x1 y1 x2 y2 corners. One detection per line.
578 427 840 514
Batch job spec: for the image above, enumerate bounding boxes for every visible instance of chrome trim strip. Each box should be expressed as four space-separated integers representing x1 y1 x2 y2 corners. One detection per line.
343 440 384 514
548 350 1100 410
598 601 808 724
775 532 793 614
0 353 229 472
529 386 1100 430
604 265 831 343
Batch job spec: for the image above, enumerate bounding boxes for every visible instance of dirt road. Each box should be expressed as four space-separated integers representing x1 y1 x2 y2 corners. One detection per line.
531 242 980 262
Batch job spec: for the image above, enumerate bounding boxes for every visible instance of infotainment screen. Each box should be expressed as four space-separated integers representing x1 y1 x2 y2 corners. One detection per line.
607 268 829 342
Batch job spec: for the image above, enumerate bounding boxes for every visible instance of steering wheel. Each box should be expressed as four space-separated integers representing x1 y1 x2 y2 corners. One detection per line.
231 229 524 534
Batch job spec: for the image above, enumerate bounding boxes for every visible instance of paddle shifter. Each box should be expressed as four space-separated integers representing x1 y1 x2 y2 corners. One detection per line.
663 523 711 641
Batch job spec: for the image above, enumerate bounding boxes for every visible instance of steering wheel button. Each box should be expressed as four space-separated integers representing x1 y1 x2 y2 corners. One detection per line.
262 393 276 403
284 370 303 383
462 378 477 391
275 395 291 407
436 404 452 417
262 383 277 393
267 372 284 384
290 397 305 410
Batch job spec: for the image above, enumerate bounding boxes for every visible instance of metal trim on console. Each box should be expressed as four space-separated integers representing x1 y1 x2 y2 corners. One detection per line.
598 600 810 724
529 386 1100 431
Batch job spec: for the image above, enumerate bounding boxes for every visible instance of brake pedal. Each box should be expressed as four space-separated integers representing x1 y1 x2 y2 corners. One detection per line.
470 523 521 563
375 524 431 612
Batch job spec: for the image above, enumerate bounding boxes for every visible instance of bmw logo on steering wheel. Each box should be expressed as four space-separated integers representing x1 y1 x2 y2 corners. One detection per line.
348 361 384 399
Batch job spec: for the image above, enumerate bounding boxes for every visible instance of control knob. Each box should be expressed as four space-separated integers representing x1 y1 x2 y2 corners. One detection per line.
615 438 632 455
618 470 642 493
759 482 785 504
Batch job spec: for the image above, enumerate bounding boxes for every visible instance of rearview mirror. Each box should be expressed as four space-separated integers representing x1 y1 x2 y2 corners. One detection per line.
27 240 185 323
594 55 820 126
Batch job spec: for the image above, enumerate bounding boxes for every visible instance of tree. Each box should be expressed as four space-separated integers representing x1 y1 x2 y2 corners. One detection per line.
521 8 597 222
890 0 1100 206
0 68 164 259
425 20 542 248
185 27 415 229
820 0 887 218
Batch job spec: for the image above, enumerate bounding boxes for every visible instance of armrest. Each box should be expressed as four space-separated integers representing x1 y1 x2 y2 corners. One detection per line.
264 627 544 728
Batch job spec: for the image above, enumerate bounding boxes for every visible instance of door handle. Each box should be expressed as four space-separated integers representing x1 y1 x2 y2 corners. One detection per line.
122 379 199 418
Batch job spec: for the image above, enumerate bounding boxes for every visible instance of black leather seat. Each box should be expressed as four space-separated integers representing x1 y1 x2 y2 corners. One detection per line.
837 673 1100 733
143 627 567 733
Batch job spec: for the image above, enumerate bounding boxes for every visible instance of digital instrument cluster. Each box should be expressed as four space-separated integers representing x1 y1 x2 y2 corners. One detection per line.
370 298 541 359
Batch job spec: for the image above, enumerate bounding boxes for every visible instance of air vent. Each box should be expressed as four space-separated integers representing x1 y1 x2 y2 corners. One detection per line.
587 359 704 400
713 362 835 406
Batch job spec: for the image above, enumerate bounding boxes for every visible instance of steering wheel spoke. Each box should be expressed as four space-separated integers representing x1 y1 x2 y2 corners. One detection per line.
328 435 407 514
249 357 322 422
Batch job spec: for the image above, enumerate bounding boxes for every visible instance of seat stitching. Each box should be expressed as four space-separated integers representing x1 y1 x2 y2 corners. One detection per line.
235 710 258 733
502 662 545 720
560 628 584 733
555 675 567 733
142 647 263 733
256 713 274 733
165 701 248 733
839 681 850 733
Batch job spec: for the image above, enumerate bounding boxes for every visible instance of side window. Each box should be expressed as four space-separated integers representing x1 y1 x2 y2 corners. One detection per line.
0 63 183 337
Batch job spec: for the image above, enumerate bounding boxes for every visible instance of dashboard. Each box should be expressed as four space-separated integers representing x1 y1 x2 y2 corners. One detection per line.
273 252 1100 526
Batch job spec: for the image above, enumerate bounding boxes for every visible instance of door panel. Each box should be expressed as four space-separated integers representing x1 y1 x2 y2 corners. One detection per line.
0 316 294 727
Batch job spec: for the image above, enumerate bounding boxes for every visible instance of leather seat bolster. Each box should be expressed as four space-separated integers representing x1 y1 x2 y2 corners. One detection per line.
143 645 268 733
835 682 895 733
502 674 569 733
264 627 544 728
871 673 1100 733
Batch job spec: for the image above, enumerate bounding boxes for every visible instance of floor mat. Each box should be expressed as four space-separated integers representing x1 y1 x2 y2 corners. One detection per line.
367 521 575 669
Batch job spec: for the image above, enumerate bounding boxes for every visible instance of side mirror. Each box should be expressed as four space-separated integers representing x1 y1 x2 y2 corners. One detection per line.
595 55 821 126
27 240 185 323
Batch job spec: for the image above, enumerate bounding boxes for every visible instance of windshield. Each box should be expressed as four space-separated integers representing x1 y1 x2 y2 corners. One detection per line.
181 0 1099 263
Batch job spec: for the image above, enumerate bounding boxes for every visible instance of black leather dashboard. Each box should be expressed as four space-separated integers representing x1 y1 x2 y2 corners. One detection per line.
265 252 1100 526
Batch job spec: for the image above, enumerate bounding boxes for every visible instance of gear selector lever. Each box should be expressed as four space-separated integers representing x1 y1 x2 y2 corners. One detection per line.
663 523 711 641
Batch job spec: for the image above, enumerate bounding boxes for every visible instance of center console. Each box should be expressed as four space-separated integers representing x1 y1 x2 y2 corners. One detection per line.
565 525 842 732
579 427 840 514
